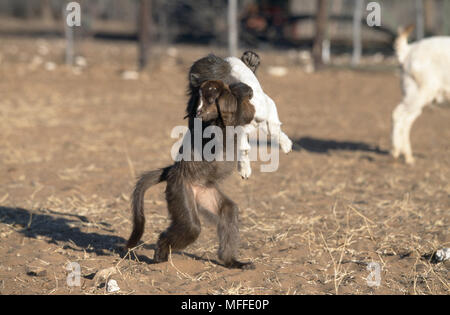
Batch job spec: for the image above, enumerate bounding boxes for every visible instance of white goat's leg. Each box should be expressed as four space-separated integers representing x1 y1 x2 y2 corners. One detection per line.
265 121 292 154
401 108 423 164
392 84 434 164
237 124 256 179
265 96 292 154
391 103 407 159
279 131 293 154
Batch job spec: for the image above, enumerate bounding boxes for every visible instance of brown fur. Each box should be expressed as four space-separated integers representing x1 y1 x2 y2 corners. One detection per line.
126 80 255 270
185 51 260 123
197 80 255 127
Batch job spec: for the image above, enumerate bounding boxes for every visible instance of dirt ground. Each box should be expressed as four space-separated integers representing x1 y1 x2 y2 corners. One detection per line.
0 38 448 295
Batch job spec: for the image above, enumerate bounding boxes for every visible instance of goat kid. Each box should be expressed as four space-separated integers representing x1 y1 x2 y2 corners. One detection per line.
392 25 450 164
225 56 293 178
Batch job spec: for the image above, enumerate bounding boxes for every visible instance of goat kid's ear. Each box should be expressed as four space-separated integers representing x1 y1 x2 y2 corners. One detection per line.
239 100 256 125
230 82 253 101
229 83 255 125
218 93 237 114
217 93 238 125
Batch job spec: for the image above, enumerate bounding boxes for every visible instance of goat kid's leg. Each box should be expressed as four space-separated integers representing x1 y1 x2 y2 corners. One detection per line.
241 51 260 74
265 96 292 154
267 121 293 154
280 132 293 154
401 88 435 164
237 126 254 179
392 103 423 164
238 151 252 179
216 190 255 270
392 87 433 164
154 183 201 262
401 107 425 165
391 103 407 160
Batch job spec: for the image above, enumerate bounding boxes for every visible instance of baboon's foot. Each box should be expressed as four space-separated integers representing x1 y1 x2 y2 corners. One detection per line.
153 247 169 263
224 259 255 270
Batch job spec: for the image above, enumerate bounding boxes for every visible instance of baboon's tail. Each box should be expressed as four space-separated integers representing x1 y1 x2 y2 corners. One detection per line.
126 167 171 249
394 24 415 64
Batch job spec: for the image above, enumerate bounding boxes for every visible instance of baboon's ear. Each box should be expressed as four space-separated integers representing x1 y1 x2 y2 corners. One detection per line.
190 73 200 87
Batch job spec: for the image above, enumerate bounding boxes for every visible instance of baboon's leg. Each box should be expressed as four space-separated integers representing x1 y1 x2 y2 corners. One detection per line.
241 51 261 74
215 188 255 269
193 185 220 223
154 182 201 262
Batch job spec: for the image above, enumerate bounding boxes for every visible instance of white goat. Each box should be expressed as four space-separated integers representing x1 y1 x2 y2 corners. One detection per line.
226 57 293 178
392 25 450 164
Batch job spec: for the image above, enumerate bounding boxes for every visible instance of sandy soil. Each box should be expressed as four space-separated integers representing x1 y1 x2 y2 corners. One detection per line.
0 38 448 295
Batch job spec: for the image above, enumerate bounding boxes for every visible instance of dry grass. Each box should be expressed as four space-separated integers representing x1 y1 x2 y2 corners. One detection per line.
0 38 448 295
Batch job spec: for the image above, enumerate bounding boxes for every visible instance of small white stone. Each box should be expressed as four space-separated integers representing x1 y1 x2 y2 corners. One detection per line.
166 47 178 58
75 56 87 68
121 70 139 80
267 66 288 77
435 248 450 262
45 62 56 71
107 279 120 293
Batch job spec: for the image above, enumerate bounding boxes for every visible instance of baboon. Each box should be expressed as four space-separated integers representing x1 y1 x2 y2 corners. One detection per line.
126 80 256 269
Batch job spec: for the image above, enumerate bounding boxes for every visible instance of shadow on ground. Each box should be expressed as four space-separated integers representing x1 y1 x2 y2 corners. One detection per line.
0 206 125 255
0 206 226 267
293 137 389 155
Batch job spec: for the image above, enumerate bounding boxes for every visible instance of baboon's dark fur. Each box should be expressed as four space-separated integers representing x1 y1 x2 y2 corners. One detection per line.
127 80 256 269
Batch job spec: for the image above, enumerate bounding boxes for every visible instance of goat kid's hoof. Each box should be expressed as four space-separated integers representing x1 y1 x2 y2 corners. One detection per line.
390 149 400 159
238 162 252 179
280 138 293 154
405 156 415 165
239 171 251 180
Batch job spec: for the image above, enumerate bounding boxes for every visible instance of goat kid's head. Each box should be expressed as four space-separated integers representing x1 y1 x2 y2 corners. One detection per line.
197 80 227 122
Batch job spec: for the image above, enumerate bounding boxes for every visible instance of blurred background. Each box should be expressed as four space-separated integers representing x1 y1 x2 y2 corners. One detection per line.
1 0 449 70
